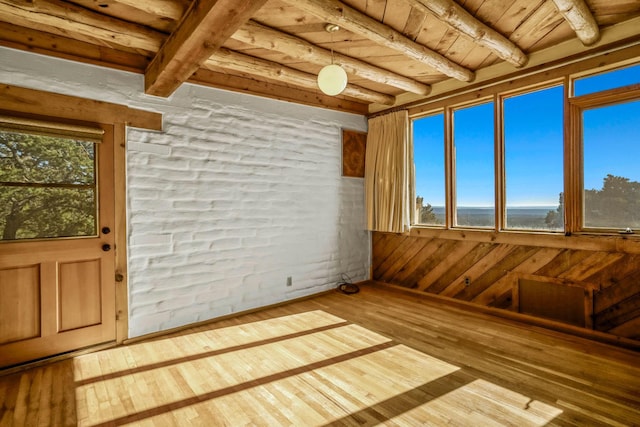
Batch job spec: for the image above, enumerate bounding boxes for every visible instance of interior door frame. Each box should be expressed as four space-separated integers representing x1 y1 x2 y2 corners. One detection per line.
0 84 162 345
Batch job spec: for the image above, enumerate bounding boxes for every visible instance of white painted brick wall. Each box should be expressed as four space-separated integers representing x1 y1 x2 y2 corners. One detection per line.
0 47 370 338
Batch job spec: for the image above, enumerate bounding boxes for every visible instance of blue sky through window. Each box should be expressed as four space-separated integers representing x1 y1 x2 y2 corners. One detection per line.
414 65 640 210
574 63 640 96
504 85 563 207
454 101 494 209
583 99 640 190
414 113 445 206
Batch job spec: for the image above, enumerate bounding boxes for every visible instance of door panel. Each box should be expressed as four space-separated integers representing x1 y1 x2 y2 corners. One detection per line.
59 259 102 331
0 265 40 344
0 124 116 368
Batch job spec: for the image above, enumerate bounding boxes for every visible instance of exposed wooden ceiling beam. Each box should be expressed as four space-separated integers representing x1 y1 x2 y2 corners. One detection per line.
205 48 396 105
0 21 149 73
406 0 527 67
190 68 369 114
145 0 268 97
233 20 431 95
550 0 600 46
283 0 474 82
0 0 393 104
0 0 161 52
374 19 640 115
109 0 187 19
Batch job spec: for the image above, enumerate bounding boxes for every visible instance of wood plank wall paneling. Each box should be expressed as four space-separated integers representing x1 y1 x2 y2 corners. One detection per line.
372 232 640 340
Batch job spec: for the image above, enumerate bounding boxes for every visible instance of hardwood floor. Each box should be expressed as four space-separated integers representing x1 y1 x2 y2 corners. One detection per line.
1 282 639 426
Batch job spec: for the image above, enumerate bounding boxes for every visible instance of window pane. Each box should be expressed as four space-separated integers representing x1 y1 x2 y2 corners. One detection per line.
0 131 97 240
0 187 96 240
413 113 445 225
453 102 494 228
583 100 640 230
574 63 640 97
504 86 564 231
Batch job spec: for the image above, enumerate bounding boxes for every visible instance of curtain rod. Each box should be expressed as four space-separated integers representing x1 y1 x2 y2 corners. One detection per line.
367 106 408 119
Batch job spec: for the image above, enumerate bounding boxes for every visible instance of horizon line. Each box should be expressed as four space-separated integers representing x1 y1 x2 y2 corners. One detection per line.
422 205 558 208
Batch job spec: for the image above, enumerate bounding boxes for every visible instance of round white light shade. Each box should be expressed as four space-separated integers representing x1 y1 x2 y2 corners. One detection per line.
317 64 348 96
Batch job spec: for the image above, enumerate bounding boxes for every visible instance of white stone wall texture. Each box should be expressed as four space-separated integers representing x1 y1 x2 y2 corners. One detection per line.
0 47 370 338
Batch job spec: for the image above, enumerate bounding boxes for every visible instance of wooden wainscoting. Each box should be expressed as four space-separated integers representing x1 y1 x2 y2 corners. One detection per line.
372 231 640 341
1 285 639 426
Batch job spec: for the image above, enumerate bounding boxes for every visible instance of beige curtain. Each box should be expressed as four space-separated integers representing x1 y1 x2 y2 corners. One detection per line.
365 110 414 232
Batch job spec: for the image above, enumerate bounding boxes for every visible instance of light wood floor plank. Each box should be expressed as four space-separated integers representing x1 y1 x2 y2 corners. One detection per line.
1 284 639 426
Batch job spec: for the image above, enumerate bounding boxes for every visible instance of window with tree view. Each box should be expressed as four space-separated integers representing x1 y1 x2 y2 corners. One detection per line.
0 128 98 241
412 60 640 235
582 99 640 230
574 63 640 232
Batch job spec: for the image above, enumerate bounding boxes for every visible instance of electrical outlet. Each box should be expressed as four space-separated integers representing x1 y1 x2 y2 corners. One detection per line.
286 276 292 287
464 276 471 286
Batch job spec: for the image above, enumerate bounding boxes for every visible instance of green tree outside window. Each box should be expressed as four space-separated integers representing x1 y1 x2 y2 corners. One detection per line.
0 131 97 240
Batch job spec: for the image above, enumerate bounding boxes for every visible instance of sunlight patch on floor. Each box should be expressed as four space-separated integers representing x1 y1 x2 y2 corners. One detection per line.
384 378 563 426
72 310 346 383
74 311 395 426
72 310 562 426
136 344 460 426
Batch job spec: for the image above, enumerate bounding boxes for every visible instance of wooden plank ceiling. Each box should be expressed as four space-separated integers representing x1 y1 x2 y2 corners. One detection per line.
0 0 639 113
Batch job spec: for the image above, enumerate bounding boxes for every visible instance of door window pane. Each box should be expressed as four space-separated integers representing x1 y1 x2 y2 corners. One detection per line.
453 102 494 228
413 113 445 225
583 100 640 230
504 86 564 231
0 131 97 240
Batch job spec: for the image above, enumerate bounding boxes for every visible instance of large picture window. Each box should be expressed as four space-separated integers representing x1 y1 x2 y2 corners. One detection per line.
412 60 640 237
503 85 564 231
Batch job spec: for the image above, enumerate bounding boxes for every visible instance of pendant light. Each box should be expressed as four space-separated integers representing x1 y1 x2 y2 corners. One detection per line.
317 24 348 96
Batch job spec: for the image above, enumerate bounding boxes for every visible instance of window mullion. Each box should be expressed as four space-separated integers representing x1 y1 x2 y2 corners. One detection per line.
565 78 581 234
495 93 504 232
445 107 455 228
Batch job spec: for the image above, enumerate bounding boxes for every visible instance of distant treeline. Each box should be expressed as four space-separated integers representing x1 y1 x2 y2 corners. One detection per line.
417 174 640 230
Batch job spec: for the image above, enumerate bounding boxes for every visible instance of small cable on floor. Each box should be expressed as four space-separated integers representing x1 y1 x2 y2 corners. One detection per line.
337 273 359 295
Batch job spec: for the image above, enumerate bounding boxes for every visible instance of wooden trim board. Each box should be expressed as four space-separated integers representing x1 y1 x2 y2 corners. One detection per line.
123 288 338 345
0 84 162 130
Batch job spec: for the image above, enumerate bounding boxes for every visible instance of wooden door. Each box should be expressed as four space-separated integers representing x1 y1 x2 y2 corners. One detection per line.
0 123 116 368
